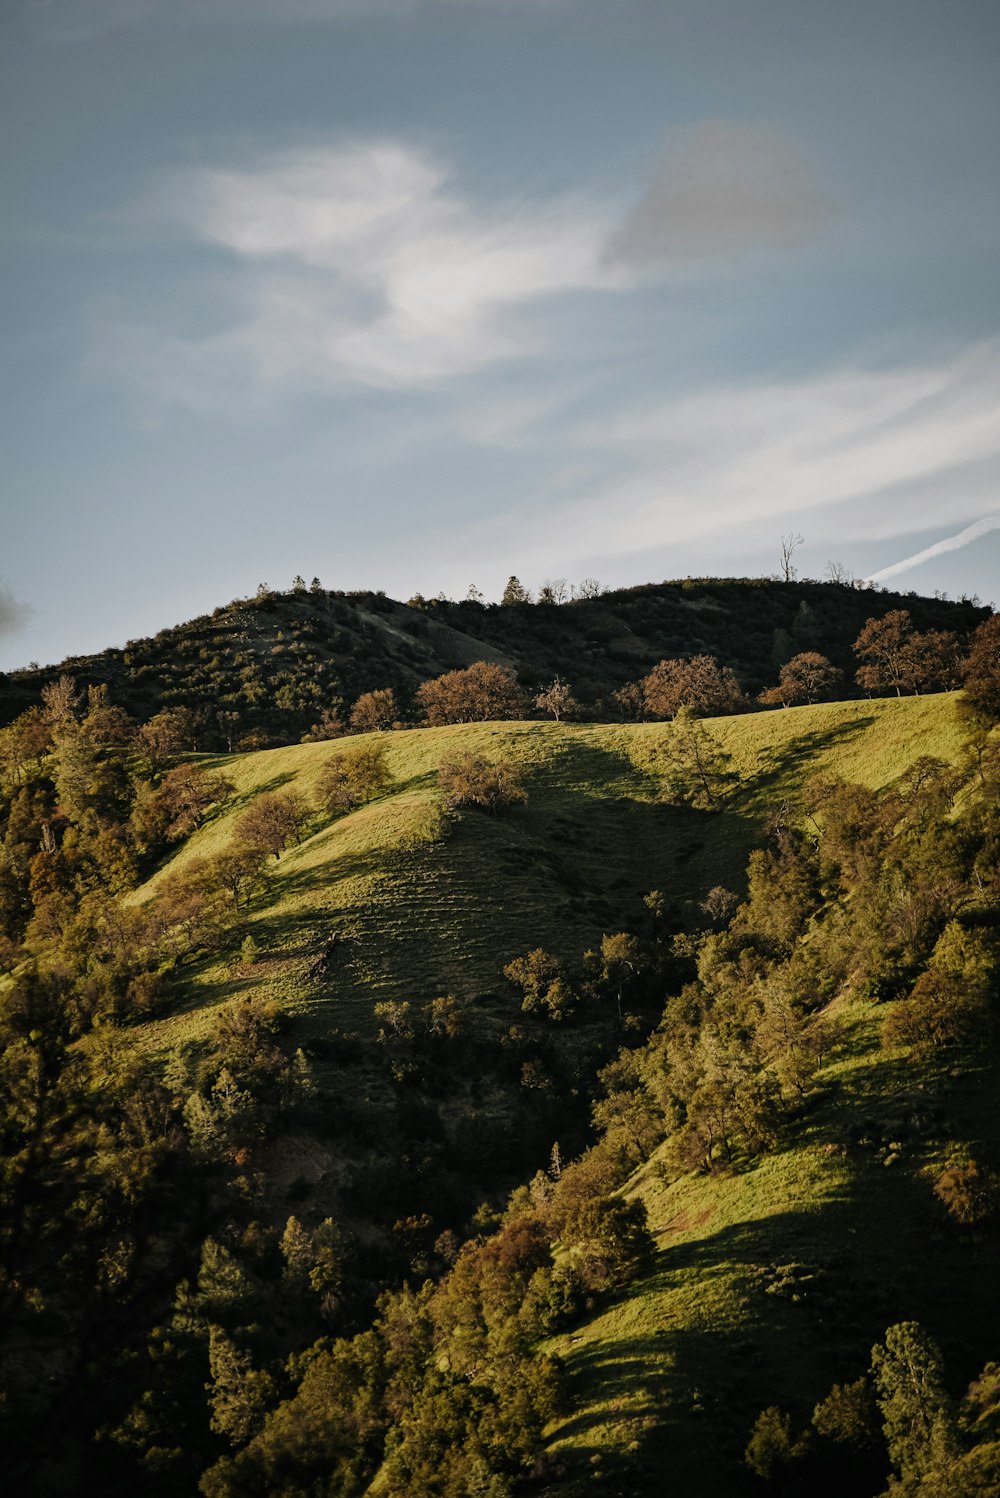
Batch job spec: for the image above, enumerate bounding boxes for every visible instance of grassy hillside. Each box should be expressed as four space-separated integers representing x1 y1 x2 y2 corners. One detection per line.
542 1001 1000 1495
132 694 970 1058
4 678 995 1498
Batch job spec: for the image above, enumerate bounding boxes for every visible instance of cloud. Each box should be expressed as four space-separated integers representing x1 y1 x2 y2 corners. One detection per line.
605 120 831 268
869 513 1000 583
463 344 1000 579
111 141 614 400
0 585 31 640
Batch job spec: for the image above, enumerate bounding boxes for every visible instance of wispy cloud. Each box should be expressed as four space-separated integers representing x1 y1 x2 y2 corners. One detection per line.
105 140 615 401
605 120 832 268
461 344 1000 580
869 513 1000 583
100 123 836 409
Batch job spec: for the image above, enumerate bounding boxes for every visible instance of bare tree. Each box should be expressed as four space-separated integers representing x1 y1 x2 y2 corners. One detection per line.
779 533 804 583
825 560 853 585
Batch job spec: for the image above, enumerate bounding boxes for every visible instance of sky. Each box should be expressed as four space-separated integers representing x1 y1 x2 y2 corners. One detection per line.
2 0 999 671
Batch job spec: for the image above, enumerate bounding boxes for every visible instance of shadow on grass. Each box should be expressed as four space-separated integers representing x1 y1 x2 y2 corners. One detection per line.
744 714 877 802
551 1022 1000 1494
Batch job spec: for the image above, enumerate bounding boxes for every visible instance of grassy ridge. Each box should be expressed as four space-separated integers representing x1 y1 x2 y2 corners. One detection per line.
135 695 968 1056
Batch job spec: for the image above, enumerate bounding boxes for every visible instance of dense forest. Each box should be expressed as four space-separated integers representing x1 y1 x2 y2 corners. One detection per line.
1 590 998 1496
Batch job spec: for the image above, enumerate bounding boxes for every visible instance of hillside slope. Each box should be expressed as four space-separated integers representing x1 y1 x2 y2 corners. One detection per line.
542 998 1000 1495
133 694 970 1056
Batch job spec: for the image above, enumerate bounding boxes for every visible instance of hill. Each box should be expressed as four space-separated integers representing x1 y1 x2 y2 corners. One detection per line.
0 577 987 745
130 694 969 1052
542 990 1000 1496
2 688 997 1498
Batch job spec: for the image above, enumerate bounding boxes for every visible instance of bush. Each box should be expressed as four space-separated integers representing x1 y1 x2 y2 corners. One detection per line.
439 754 526 814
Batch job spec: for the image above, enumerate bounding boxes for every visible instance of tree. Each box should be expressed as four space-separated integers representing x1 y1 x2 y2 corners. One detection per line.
302 707 347 742
962 614 1000 721
233 791 306 858
349 688 398 733
345 742 394 803
40 674 80 730
0 708 51 784
158 764 234 840
641 655 744 719
438 753 526 813
537 578 568 605
291 575 306 592
560 1194 654 1290
779 531 805 582
899 629 962 693
759 651 842 707
136 708 195 770
745 1406 809 1480
871 1322 959 1484
933 1158 998 1226
415 662 527 726
534 679 578 722
655 707 738 809
825 560 853 585
572 577 603 599
598 932 641 1023
500 576 532 606
318 743 394 816
207 1326 275 1445
859 623 948 701
503 949 575 1019
83 684 136 748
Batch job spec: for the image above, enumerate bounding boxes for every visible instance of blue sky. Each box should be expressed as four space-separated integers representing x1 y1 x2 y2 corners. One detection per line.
2 0 999 669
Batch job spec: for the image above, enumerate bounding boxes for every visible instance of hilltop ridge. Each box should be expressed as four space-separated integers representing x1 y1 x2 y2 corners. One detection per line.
0 576 987 744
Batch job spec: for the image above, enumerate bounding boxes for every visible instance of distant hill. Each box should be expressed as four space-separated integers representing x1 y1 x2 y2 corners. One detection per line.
0 577 987 743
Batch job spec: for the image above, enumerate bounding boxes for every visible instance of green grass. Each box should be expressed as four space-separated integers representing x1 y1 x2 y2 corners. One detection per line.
129 694 970 1056
541 995 1000 1496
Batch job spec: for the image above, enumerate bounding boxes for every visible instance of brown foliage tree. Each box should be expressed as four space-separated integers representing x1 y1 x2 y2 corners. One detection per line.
415 662 527 725
855 611 961 697
854 610 914 696
301 707 347 743
349 688 399 733
641 655 744 719
136 709 194 770
933 1159 998 1225
438 752 526 813
962 613 1000 721
0 708 52 784
759 651 842 707
233 791 306 858
159 765 235 841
